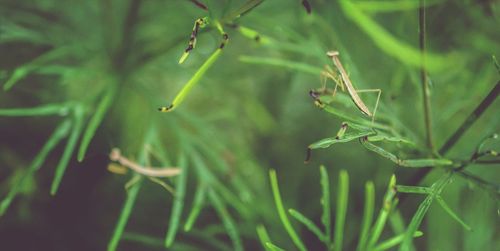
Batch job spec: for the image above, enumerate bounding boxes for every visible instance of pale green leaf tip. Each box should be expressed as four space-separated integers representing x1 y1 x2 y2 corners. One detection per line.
389 174 397 187
179 53 189 64
77 152 85 162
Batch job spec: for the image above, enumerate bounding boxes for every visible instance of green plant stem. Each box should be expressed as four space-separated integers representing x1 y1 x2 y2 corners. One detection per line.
108 175 143 251
356 181 375 251
269 169 307 251
455 171 500 197
408 81 500 187
208 189 243 251
221 0 264 22
399 172 452 251
50 105 85 195
0 120 71 216
419 0 434 152
334 170 349 251
77 85 117 162
165 153 188 247
439 81 500 155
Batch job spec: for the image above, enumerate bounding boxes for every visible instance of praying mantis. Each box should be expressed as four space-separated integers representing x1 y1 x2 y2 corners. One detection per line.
310 51 382 123
108 148 181 194
306 51 455 168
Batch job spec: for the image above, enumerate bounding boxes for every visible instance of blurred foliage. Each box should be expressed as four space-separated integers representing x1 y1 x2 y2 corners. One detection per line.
0 0 499 250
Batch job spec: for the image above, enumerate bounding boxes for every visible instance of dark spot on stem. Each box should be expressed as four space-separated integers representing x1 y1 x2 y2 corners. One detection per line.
190 0 208 11
304 147 312 164
302 0 312 14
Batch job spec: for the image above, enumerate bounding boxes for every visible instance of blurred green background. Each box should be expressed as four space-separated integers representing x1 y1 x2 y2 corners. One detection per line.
0 0 499 250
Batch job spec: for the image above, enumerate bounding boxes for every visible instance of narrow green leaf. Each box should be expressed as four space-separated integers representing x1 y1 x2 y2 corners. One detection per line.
366 135 416 147
309 131 375 149
269 169 307 251
334 170 349 251
239 55 323 75
338 0 459 72
389 209 407 234
360 138 399 163
396 185 433 195
161 40 225 112
3 67 30 91
50 105 85 195
265 242 286 251
208 189 243 251
435 195 472 231
0 103 70 116
360 139 453 168
107 175 144 251
321 105 391 131
221 0 264 22
256 224 274 251
184 183 207 232
189 229 233 251
354 0 442 12
357 181 375 251
399 172 453 251
107 123 159 250
320 165 331 246
3 47 73 91
289 208 325 242
493 55 500 74
189 149 252 219
165 153 188 247
374 231 423 251
368 175 397 249
77 85 117 161
0 120 71 216
398 158 453 168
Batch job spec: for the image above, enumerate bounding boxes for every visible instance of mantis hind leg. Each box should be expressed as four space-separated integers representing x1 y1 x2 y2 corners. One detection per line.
354 88 382 124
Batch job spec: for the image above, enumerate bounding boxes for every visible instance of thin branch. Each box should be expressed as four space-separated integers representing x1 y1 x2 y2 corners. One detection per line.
419 0 434 152
221 0 264 23
407 81 500 187
439 81 500 155
454 171 500 198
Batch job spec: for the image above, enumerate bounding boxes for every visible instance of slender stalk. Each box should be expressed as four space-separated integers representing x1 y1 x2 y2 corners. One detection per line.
407 81 500 187
419 0 434 152
439 81 500 155
221 0 264 23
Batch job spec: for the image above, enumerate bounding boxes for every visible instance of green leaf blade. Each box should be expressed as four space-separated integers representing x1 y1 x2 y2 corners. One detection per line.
0 120 71 216
320 165 331 246
165 153 189 247
269 169 307 251
77 86 116 162
208 189 243 251
289 208 325 242
357 181 375 251
50 105 85 195
334 170 349 251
